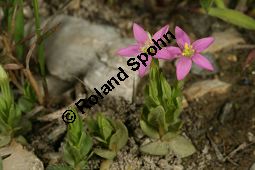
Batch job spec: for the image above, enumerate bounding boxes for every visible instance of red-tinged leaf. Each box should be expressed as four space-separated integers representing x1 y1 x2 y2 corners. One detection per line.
244 49 255 69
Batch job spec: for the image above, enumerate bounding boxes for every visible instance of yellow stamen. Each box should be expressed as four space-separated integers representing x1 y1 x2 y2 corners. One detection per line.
140 39 153 53
182 43 195 57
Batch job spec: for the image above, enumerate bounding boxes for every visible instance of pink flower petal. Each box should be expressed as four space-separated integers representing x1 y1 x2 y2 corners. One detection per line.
152 25 169 40
192 37 214 53
117 45 140 57
192 53 214 71
176 57 192 80
138 56 152 77
155 47 181 60
175 26 191 49
133 23 149 44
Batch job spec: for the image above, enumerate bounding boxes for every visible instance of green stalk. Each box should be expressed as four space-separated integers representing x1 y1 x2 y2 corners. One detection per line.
5 0 24 60
32 0 48 101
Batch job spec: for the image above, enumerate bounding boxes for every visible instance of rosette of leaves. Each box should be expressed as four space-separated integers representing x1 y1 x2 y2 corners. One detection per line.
85 113 128 160
47 109 93 170
0 65 31 147
140 59 196 157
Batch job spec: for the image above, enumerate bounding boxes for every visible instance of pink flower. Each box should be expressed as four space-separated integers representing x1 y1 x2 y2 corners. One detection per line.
117 23 169 77
157 26 214 80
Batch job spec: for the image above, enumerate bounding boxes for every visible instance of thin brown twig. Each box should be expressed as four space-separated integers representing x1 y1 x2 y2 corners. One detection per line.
25 40 37 69
37 96 86 122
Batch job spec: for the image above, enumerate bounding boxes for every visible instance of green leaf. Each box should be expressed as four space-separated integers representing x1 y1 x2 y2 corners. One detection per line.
208 7 255 30
94 148 116 160
85 116 98 134
94 136 108 144
0 113 11 134
160 74 172 100
200 0 214 11
8 105 21 129
140 120 160 139
100 160 113 170
63 110 92 169
97 114 113 141
214 0 225 8
144 59 161 107
15 135 27 145
109 120 128 152
17 97 34 113
78 132 93 156
148 106 167 132
161 132 178 141
168 120 183 133
140 141 169 155
12 0 25 60
0 134 11 147
144 87 160 108
63 144 76 167
168 135 196 158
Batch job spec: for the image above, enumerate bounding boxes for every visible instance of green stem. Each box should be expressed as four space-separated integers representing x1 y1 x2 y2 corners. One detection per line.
6 0 24 60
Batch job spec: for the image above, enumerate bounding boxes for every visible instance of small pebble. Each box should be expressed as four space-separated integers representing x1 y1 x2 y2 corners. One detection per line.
227 55 237 62
247 132 255 142
23 6 33 18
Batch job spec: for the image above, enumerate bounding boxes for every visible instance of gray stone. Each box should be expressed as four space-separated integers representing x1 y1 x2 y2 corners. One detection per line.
205 28 245 53
184 79 231 101
46 75 70 96
83 38 138 102
251 163 255 170
219 102 233 124
0 141 44 170
42 152 62 165
40 15 138 101
23 5 33 18
43 15 121 81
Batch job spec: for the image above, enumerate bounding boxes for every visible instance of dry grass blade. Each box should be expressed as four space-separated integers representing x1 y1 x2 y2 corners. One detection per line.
0 32 18 62
3 63 23 70
17 23 61 47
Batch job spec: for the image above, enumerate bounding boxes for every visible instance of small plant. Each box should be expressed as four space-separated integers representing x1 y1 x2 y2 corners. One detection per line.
47 109 93 170
139 59 196 157
0 65 30 147
117 23 216 157
85 113 128 169
2 0 48 104
2 0 25 60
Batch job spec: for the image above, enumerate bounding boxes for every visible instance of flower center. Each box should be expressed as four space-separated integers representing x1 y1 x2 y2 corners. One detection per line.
140 39 153 53
182 43 195 57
